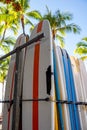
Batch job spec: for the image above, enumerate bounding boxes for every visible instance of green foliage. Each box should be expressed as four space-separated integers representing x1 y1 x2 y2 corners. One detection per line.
0 0 41 83
82 37 87 41
74 38 87 60
26 10 42 20
0 4 20 35
0 36 15 53
56 34 65 48
35 6 81 47
0 58 9 82
80 56 87 60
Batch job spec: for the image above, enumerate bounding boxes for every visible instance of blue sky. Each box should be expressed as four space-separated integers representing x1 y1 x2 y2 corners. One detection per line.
29 0 87 56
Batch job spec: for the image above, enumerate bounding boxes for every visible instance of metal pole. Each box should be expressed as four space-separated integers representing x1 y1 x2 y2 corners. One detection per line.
0 33 44 61
12 49 22 130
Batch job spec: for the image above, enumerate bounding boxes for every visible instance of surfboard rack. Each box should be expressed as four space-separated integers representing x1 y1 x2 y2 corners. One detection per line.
0 33 44 61
1 98 87 105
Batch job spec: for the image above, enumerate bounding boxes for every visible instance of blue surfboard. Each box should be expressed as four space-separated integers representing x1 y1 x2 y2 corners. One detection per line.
53 49 64 130
66 51 81 130
62 49 76 130
62 49 81 130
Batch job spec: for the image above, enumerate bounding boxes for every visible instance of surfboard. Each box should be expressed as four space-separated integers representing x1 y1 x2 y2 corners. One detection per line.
79 59 87 103
70 57 87 130
62 50 81 130
79 59 87 129
67 52 81 130
53 44 71 130
53 48 64 130
2 34 29 130
22 20 54 130
62 49 77 130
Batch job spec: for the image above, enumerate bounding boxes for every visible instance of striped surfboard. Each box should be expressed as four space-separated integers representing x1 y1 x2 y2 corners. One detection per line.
22 20 54 130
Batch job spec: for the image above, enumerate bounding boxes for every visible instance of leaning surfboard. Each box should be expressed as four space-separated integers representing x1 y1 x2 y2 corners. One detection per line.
22 20 54 130
53 44 71 130
70 57 87 130
62 50 81 130
2 34 29 130
53 47 64 130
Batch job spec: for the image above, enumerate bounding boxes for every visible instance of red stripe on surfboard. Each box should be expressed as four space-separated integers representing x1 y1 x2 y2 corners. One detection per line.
33 44 40 130
7 64 16 130
32 21 43 130
37 21 43 32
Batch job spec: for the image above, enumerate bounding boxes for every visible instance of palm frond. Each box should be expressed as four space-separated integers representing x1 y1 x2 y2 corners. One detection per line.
9 25 19 35
0 44 11 53
0 58 9 82
80 55 87 60
55 10 73 27
76 42 87 48
56 27 66 36
26 10 42 20
74 47 87 55
19 0 30 11
29 26 35 33
56 34 65 48
0 36 15 53
0 24 4 35
82 37 87 41
25 18 34 26
4 36 15 45
46 6 50 13
57 23 81 34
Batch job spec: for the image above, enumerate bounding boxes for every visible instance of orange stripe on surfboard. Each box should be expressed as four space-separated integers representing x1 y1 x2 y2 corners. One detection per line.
32 21 43 130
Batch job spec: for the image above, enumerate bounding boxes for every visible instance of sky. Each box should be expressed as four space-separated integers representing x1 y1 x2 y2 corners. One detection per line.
29 0 87 56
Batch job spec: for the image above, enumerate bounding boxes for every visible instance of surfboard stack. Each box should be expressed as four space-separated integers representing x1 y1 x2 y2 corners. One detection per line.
2 20 87 130
70 57 87 130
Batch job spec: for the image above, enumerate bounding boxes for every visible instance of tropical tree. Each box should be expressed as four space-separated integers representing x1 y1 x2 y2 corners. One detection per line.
74 37 87 60
5 0 41 34
0 3 17 82
34 7 81 48
0 3 19 52
0 0 41 82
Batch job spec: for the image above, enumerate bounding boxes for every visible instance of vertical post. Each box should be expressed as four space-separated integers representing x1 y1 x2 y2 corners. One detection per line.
12 48 22 130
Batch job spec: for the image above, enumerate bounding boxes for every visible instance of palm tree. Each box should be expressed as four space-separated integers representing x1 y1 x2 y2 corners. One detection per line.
35 7 81 48
0 0 42 82
74 37 87 60
11 0 42 34
0 3 18 95
0 3 19 52
0 4 19 35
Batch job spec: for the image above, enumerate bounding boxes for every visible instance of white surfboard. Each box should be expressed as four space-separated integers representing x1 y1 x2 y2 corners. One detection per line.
53 44 71 130
70 56 87 130
2 34 29 130
22 20 54 130
79 59 87 103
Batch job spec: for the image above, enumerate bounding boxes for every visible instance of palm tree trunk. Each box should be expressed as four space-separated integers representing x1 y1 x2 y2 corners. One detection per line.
21 14 25 34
